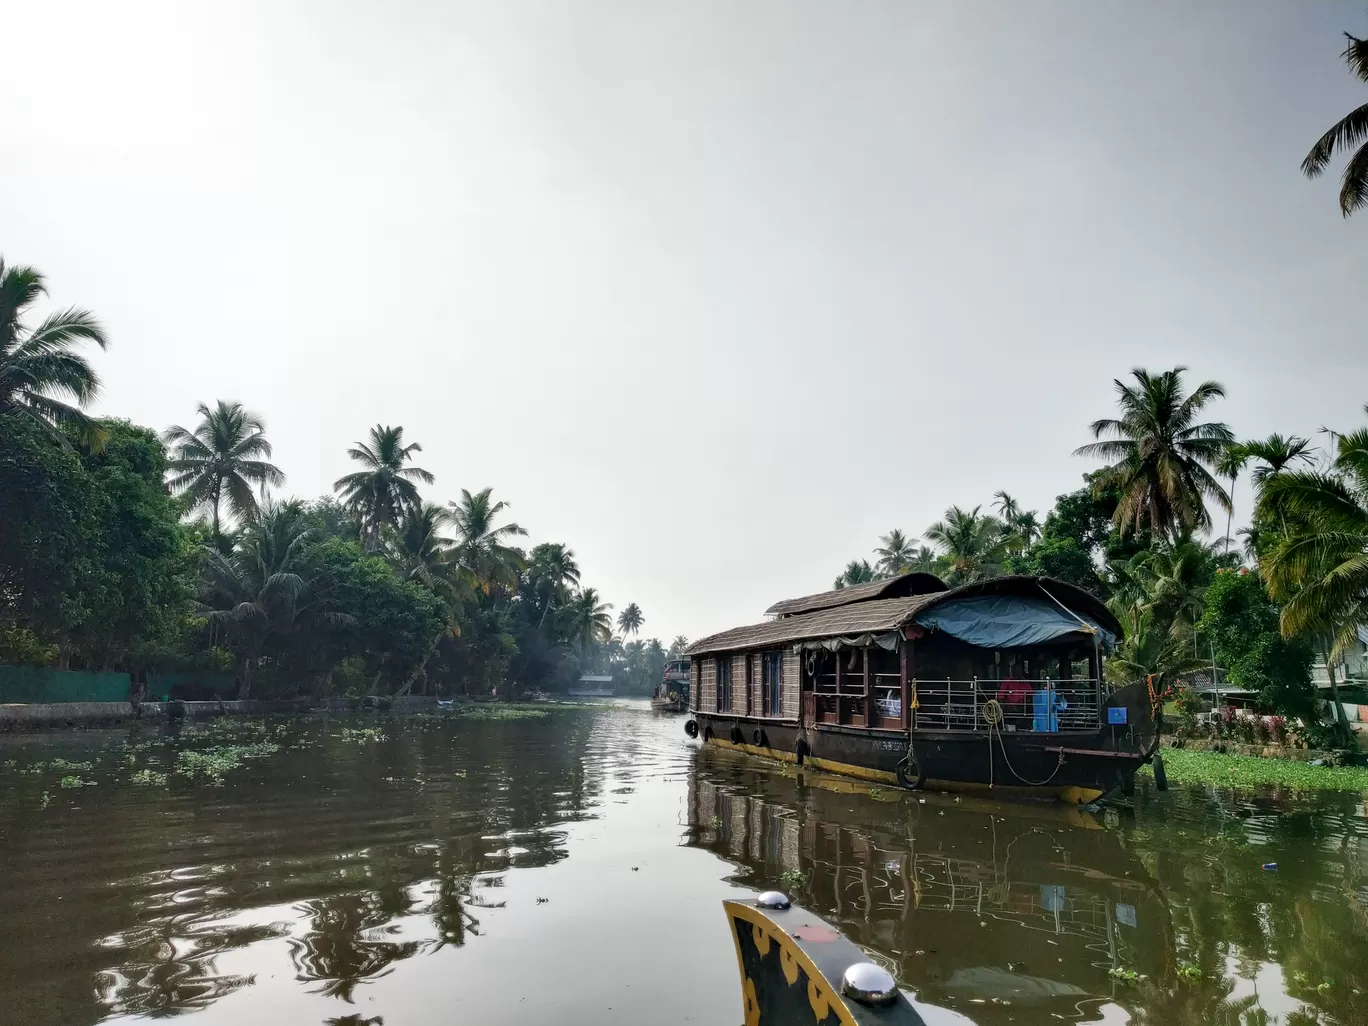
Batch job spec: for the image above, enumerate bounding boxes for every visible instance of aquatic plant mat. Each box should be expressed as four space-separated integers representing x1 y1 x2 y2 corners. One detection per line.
1142 747 1368 792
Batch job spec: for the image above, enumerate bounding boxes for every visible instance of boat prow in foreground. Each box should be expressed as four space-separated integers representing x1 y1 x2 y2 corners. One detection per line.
684 574 1158 804
726 892 937 1025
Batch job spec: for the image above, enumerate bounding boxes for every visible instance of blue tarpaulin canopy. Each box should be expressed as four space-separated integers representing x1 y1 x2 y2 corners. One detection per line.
914 594 1116 650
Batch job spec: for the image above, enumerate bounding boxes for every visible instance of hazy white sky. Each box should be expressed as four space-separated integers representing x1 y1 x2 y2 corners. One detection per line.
4 1 1366 641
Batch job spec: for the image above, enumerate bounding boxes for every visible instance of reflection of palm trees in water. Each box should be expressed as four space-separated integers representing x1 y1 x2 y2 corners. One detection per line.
96 921 287 1016
289 889 425 1001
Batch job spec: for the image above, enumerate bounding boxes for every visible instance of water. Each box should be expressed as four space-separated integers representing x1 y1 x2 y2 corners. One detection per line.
1 703 1366 1026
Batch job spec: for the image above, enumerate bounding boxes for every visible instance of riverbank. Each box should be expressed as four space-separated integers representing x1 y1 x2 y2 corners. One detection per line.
0 696 589 731
1145 747 1368 792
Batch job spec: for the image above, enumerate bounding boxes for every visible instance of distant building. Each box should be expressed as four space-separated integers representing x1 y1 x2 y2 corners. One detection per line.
569 674 614 698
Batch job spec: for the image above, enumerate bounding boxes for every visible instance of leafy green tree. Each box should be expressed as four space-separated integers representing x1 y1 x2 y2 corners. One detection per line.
164 401 284 541
197 501 346 698
563 587 613 652
448 487 527 591
924 505 1010 585
1197 569 1316 722
873 529 915 576
833 559 876 589
334 425 433 550
1005 535 1101 596
1260 419 1368 653
617 602 644 637
382 503 456 592
305 537 447 694
0 258 109 448
667 635 689 658
0 416 101 651
1301 26 1368 215
525 542 580 628
1075 367 1233 539
68 421 200 670
1106 607 1208 692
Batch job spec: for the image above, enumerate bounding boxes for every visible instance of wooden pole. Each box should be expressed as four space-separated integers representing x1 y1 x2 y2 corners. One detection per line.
900 639 910 731
863 647 872 726
834 648 842 724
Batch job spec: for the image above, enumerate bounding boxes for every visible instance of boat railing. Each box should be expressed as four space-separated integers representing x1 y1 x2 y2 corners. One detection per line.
910 678 1104 733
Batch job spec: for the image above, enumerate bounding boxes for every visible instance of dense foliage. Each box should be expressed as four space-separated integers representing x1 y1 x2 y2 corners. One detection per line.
0 260 668 699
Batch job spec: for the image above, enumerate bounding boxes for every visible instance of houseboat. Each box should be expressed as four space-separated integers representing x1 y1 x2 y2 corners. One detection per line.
683 574 1158 805
569 674 615 698
651 659 690 713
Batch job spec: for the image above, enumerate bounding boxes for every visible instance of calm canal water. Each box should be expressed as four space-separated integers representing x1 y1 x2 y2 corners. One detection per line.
2 702 1366 1026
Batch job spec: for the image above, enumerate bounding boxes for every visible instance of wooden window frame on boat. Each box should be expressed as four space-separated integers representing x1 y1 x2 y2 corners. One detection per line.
716 655 733 713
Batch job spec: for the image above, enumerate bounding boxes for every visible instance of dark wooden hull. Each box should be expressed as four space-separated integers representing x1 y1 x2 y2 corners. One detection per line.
691 711 1149 804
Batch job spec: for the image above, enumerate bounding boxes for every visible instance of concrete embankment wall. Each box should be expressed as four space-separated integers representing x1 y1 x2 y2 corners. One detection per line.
0 695 441 730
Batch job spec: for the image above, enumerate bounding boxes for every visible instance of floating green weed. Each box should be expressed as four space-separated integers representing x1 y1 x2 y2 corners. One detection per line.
779 869 807 890
1144 749 1368 792
129 769 169 786
337 727 388 743
58 775 94 789
39 791 51 808
176 742 281 782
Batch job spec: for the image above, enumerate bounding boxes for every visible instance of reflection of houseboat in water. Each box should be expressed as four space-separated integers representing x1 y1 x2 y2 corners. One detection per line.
685 574 1158 804
568 674 614 698
688 757 1173 1022
651 659 690 713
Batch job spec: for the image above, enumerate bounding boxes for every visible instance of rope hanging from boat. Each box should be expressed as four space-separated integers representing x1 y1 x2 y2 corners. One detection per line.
985 712 1067 787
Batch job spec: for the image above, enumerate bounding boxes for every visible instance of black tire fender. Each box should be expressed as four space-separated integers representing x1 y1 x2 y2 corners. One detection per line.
684 719 700 739
896 756 927 790
794 737 810 766
729 725 744 745
751 728 769 748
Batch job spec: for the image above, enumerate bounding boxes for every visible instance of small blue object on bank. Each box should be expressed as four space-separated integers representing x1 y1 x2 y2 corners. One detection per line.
1262 863 1278 872
1107 707 1128 725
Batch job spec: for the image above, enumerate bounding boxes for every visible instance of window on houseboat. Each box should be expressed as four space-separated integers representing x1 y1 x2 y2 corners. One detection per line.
717 656 733 712
761 651 783 716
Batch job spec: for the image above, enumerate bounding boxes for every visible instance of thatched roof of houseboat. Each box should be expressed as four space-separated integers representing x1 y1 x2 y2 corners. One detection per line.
763 572 948 618
689 576 1120 656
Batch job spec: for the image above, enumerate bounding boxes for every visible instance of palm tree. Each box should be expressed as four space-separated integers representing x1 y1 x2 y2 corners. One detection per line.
382 502 457 592
1259 421 1368 744
0 259 110 448
833 559 876 589
334 425 434 550
448 488 528 590
1215 444 1249 556
1302 27 1368 215
1074 367 1233 539
526 542 581 627
564 587 613 652
992 491 1020 523
924 506 1011 585
164 401 285 540
197 501 349 698
1260 420 1368 653
873 529 915 577
1242 433 1318 488
903 545 946 576
617 602 644 637
668 635 689 658
1105 607 1208 693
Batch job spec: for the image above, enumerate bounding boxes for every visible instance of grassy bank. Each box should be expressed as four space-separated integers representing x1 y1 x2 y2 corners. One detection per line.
1143 748 1368 792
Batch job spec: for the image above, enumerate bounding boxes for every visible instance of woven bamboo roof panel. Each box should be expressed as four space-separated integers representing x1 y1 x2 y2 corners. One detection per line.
763 572 948 618
690 576 1122 656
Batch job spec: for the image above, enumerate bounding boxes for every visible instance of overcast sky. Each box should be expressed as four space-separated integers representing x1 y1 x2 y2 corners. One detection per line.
4 1 1366 641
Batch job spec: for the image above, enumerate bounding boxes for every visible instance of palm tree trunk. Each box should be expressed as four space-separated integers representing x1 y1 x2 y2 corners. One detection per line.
212 478 222 544
1223 474 1235 556
238 649 256 700
397 626 447 697
1323 650 1353 746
